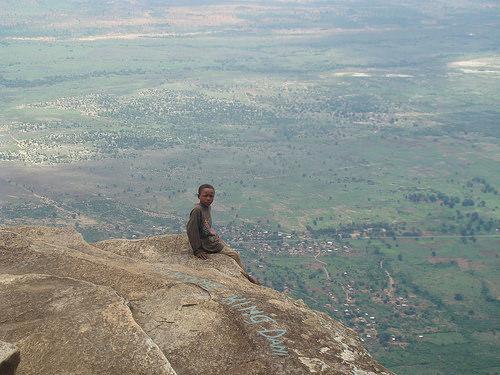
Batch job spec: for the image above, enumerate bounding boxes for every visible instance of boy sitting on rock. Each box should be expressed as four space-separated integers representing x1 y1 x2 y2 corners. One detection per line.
186 184 259 285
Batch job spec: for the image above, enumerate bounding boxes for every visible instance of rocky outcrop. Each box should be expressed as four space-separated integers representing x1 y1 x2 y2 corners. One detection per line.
0 226 392 375
0 340 20 375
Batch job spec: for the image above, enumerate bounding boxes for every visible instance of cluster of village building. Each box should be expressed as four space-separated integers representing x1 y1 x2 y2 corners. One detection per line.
217 223 419 346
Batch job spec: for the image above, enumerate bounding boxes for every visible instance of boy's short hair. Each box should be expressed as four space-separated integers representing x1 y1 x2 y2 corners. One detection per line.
197 184 215 197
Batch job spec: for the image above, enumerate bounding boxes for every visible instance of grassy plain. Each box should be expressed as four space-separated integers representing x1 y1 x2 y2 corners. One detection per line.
1 1 499 373
245 236 499 374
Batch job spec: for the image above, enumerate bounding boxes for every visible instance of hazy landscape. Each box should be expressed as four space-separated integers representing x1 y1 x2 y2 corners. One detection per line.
1 1 499 373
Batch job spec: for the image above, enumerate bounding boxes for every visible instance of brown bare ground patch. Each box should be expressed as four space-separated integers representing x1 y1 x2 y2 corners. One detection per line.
165 6 248 28
309 286 323 294
305 262 323 271
426 256 483 270
455 258 483 270
474 142 500 162
484 280 500 301
32 5 249 33
408 166 439 177
479 249 499 257
49 15 159 29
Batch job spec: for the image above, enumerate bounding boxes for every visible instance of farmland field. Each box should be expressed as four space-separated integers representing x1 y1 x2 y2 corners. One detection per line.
1 1 499 373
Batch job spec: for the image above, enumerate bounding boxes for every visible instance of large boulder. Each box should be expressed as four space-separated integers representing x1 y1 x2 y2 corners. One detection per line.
0 226 392 375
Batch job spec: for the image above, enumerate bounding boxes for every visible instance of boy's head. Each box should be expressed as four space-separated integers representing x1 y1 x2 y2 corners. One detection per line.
197 184 215 206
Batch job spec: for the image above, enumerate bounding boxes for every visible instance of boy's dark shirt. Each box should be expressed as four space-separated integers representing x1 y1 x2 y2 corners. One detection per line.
186 203 224 254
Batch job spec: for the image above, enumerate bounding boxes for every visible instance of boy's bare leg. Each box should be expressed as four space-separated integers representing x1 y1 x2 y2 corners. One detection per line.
220 245 245 269
220 245 260 285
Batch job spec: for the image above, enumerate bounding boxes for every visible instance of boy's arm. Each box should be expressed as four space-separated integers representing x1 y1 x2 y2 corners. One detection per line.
186 208 204 255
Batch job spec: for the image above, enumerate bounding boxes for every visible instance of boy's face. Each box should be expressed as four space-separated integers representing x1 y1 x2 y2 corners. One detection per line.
199 188 215 207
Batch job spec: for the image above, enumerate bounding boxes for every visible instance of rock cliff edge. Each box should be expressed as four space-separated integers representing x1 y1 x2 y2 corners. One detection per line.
0 226 392 375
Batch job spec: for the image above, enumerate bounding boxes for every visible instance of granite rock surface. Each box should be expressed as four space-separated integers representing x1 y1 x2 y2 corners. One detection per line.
0 226 393 375
0 340 20 375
